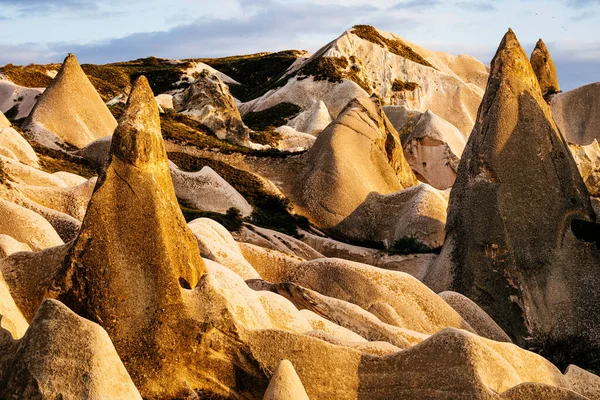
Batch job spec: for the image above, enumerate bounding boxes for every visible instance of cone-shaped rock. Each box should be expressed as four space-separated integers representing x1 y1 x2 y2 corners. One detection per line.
54 76 206 391
297 96 418 228
0 299 142 399
24 54 117 148
431 29 600 368
531 39 560 101
263 360 310 400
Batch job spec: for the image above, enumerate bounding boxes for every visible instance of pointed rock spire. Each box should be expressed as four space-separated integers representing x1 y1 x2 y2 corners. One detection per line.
431 29 600 366
53 76 206 391
531 39 560 101
110 75 165 166
24 53 117 148
263 360 310 400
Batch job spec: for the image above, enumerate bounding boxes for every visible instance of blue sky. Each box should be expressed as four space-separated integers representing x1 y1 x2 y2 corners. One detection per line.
0 0 598 90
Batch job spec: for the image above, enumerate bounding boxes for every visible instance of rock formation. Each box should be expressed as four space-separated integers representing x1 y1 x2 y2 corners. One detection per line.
0 127 39 168
530 39 560 101
297 96 418 228
0 299 142 399
170 161 253 216
49 76 208 396
426 29 600 369
263 360 310 400
385 105 467 189
0 80 42 120
0 111 9 129
173 69 252 145
287 100 332 136
332 183 448 251
240 25 487 136
23 54 117 148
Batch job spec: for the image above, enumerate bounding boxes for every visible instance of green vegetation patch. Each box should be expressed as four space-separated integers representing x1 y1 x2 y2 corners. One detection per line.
392 79 419 92
199 50 303 102
168 151 308 235
352 25 435 69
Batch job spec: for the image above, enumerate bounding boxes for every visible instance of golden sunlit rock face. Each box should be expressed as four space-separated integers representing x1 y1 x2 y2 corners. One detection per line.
0 24 599 400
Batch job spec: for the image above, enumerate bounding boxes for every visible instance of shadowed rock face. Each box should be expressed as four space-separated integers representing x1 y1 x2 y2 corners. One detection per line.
430 29 600 368
24 54 117 148
530 39 560 101
52 76 208 395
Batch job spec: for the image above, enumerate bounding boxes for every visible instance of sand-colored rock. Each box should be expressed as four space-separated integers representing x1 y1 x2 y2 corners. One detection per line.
280 257 474 336
15 177 96 221
1 155 66 187
0 197 63 251
274 126 316 152
173 69 252 145
427 30 600 368
240 243 303 283
0 299 142 399
565 365 600 399
551 83 600 195
15 195 81 243
287 99 332 136
263 360 310 400
385 106 467 189
46 77 206 396
0 112 9 129
23 54 117 148
0 234 31 259
297 96 417 228
155 93 174 110
188 217 259 280
170 161 252 216
568 140 600 196
531 39 560 101
552 83 600 146
0 268 28 339
0 127 39 168
234 224 324 260
52 170 87 187
332 183 448 250
439 291 512 343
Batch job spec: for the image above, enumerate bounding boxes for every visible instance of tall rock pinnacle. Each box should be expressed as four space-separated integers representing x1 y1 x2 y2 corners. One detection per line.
55 76 207 393
24 53 117 148
427 29 600 369
530 39 561 101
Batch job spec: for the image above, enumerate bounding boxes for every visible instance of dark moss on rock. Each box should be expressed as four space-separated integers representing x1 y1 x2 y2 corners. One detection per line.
352 25 435 69
242 103 301 131
392 79 419 92
200 50 304 101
